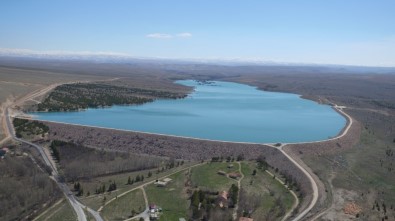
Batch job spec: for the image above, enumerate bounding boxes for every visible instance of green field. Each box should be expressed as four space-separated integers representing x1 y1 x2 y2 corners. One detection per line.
77 162 194 210
35 199 76 221
145 171 189 220
101 189 146 221
239 162 295 220
190 162 237 191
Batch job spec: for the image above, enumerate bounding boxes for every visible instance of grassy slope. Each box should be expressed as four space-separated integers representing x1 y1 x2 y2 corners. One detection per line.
190 162 237 191
78 162 193 210
145 171 189 220
240 162 295 220
101 189 146 221
35 199 76 221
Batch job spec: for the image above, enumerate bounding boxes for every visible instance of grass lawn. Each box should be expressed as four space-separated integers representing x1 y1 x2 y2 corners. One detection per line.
240 162 295 220
35 199 76 221
101 189 146 221
190 162 237 191
145 170 189 221
78 162 195 210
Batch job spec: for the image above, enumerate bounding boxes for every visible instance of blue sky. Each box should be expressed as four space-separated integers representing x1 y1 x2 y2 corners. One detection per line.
1 0 395 66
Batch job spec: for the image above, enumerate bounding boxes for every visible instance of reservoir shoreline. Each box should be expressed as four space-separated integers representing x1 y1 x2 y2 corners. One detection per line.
29 80 346 144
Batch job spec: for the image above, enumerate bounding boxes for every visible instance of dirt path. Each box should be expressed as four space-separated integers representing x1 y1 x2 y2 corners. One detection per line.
99 162 203 212
32 199 64 221
232 162 244 220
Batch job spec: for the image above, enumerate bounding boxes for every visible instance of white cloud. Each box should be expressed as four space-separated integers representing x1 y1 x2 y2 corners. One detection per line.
176 32 192 38
146 33 173 39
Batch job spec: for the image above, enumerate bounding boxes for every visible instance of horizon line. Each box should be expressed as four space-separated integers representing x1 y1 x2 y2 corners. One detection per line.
0 47 395 69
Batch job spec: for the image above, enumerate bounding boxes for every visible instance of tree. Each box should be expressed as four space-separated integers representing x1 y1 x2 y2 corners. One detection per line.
147 171 152 178
76 187 83 196
74 182 82 192
135 175 141 182
50 143 60 162
256 154 268 170
252 169 257 176
108 181 117 192
229 184 239 206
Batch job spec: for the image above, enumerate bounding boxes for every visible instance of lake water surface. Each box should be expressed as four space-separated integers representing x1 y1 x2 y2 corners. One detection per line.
32 80 346 143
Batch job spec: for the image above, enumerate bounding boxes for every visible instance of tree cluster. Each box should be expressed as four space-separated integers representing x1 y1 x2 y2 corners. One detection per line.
37 83 186 112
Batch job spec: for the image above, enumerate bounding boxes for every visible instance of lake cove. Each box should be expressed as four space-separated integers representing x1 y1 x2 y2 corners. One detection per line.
32 80 346 143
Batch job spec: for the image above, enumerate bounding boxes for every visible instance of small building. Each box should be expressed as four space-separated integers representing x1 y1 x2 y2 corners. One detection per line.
179 218 187 221
216 191 228 208
149 204 160 220
217 170 226 176
228 172 242 179
227 164 234 169
163 178 172 183
154 178 172 187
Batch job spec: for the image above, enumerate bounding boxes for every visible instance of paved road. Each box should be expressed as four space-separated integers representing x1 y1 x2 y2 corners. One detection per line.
4 107 101 221
2 80 110 221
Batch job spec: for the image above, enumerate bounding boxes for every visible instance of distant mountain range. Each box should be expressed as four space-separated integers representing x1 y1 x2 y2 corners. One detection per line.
1 48 394 74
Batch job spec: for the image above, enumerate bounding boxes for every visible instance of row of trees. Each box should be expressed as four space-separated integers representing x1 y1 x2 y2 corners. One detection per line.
94 181 118 194
211 154 245 163
127 174 145 185
49 140 161 181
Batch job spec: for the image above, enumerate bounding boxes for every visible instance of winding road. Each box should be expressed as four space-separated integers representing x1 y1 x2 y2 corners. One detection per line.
2 83 105 221
277 105 353 221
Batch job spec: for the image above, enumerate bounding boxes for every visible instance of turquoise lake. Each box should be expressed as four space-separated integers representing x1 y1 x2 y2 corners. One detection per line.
32 80 346 143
